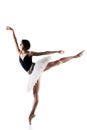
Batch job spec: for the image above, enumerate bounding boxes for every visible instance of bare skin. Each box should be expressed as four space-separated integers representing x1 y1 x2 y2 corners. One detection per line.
6 26 85 125
29 79 40 125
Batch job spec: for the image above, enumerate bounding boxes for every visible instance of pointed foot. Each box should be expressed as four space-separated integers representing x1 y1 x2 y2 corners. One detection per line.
29 114 35 125
74 50 85 58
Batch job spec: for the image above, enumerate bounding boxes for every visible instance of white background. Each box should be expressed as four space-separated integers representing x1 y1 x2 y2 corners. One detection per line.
0 0 87 130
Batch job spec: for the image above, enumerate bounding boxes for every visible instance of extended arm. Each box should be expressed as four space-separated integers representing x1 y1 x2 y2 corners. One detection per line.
6 26 21 54
31 50 64 56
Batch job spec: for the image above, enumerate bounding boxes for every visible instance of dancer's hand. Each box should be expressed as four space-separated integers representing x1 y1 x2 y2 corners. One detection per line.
6 26 13 31
58 50 65 54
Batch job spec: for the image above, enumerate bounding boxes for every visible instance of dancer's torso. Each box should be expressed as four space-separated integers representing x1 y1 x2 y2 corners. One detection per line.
19 54 33 71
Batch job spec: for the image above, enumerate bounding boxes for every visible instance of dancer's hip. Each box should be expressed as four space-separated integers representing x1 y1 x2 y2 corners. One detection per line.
27 63 35 74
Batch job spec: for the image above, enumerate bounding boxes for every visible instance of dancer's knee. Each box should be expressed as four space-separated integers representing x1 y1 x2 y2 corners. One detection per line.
33 90 39 100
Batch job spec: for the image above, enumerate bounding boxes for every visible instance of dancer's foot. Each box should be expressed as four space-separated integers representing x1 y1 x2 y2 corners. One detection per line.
29 114 35 125
74 50 85 58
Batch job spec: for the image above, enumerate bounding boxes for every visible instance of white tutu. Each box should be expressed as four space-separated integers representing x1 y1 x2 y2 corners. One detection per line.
27 56 51 91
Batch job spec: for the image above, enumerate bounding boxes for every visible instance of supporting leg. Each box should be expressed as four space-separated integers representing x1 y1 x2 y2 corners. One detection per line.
29 79 40 125
44 50 84 71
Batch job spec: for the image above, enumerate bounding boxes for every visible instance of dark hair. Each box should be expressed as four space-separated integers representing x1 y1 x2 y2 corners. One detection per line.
22 39 31 50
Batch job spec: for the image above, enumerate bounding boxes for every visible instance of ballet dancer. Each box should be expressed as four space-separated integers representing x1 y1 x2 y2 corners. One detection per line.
6 26 84 125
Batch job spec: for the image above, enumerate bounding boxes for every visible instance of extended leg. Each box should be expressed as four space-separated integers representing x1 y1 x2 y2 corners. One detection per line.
45 50 84 71
29 79 40 125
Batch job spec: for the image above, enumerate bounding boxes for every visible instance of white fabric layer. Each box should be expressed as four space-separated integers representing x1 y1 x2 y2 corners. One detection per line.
27 56 51 91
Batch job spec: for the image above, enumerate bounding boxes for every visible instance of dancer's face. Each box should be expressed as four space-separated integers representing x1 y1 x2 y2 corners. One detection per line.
20 43 24 50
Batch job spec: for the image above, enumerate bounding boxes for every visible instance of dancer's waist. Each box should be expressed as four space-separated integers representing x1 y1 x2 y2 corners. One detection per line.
27 63 35 74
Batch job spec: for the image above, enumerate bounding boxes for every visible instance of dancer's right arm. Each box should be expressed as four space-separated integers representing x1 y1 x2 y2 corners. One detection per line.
6 26 21 54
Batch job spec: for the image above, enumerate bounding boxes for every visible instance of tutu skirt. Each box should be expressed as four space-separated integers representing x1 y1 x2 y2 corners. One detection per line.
27 56 51 91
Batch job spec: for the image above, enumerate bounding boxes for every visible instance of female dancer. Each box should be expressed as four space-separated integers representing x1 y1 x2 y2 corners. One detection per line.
6 26 84 125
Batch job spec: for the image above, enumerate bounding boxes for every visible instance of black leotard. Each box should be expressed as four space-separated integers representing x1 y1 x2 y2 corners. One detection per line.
19 55 33 71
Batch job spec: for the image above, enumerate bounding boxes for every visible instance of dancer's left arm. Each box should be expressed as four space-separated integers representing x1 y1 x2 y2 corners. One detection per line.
30 50 64 56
